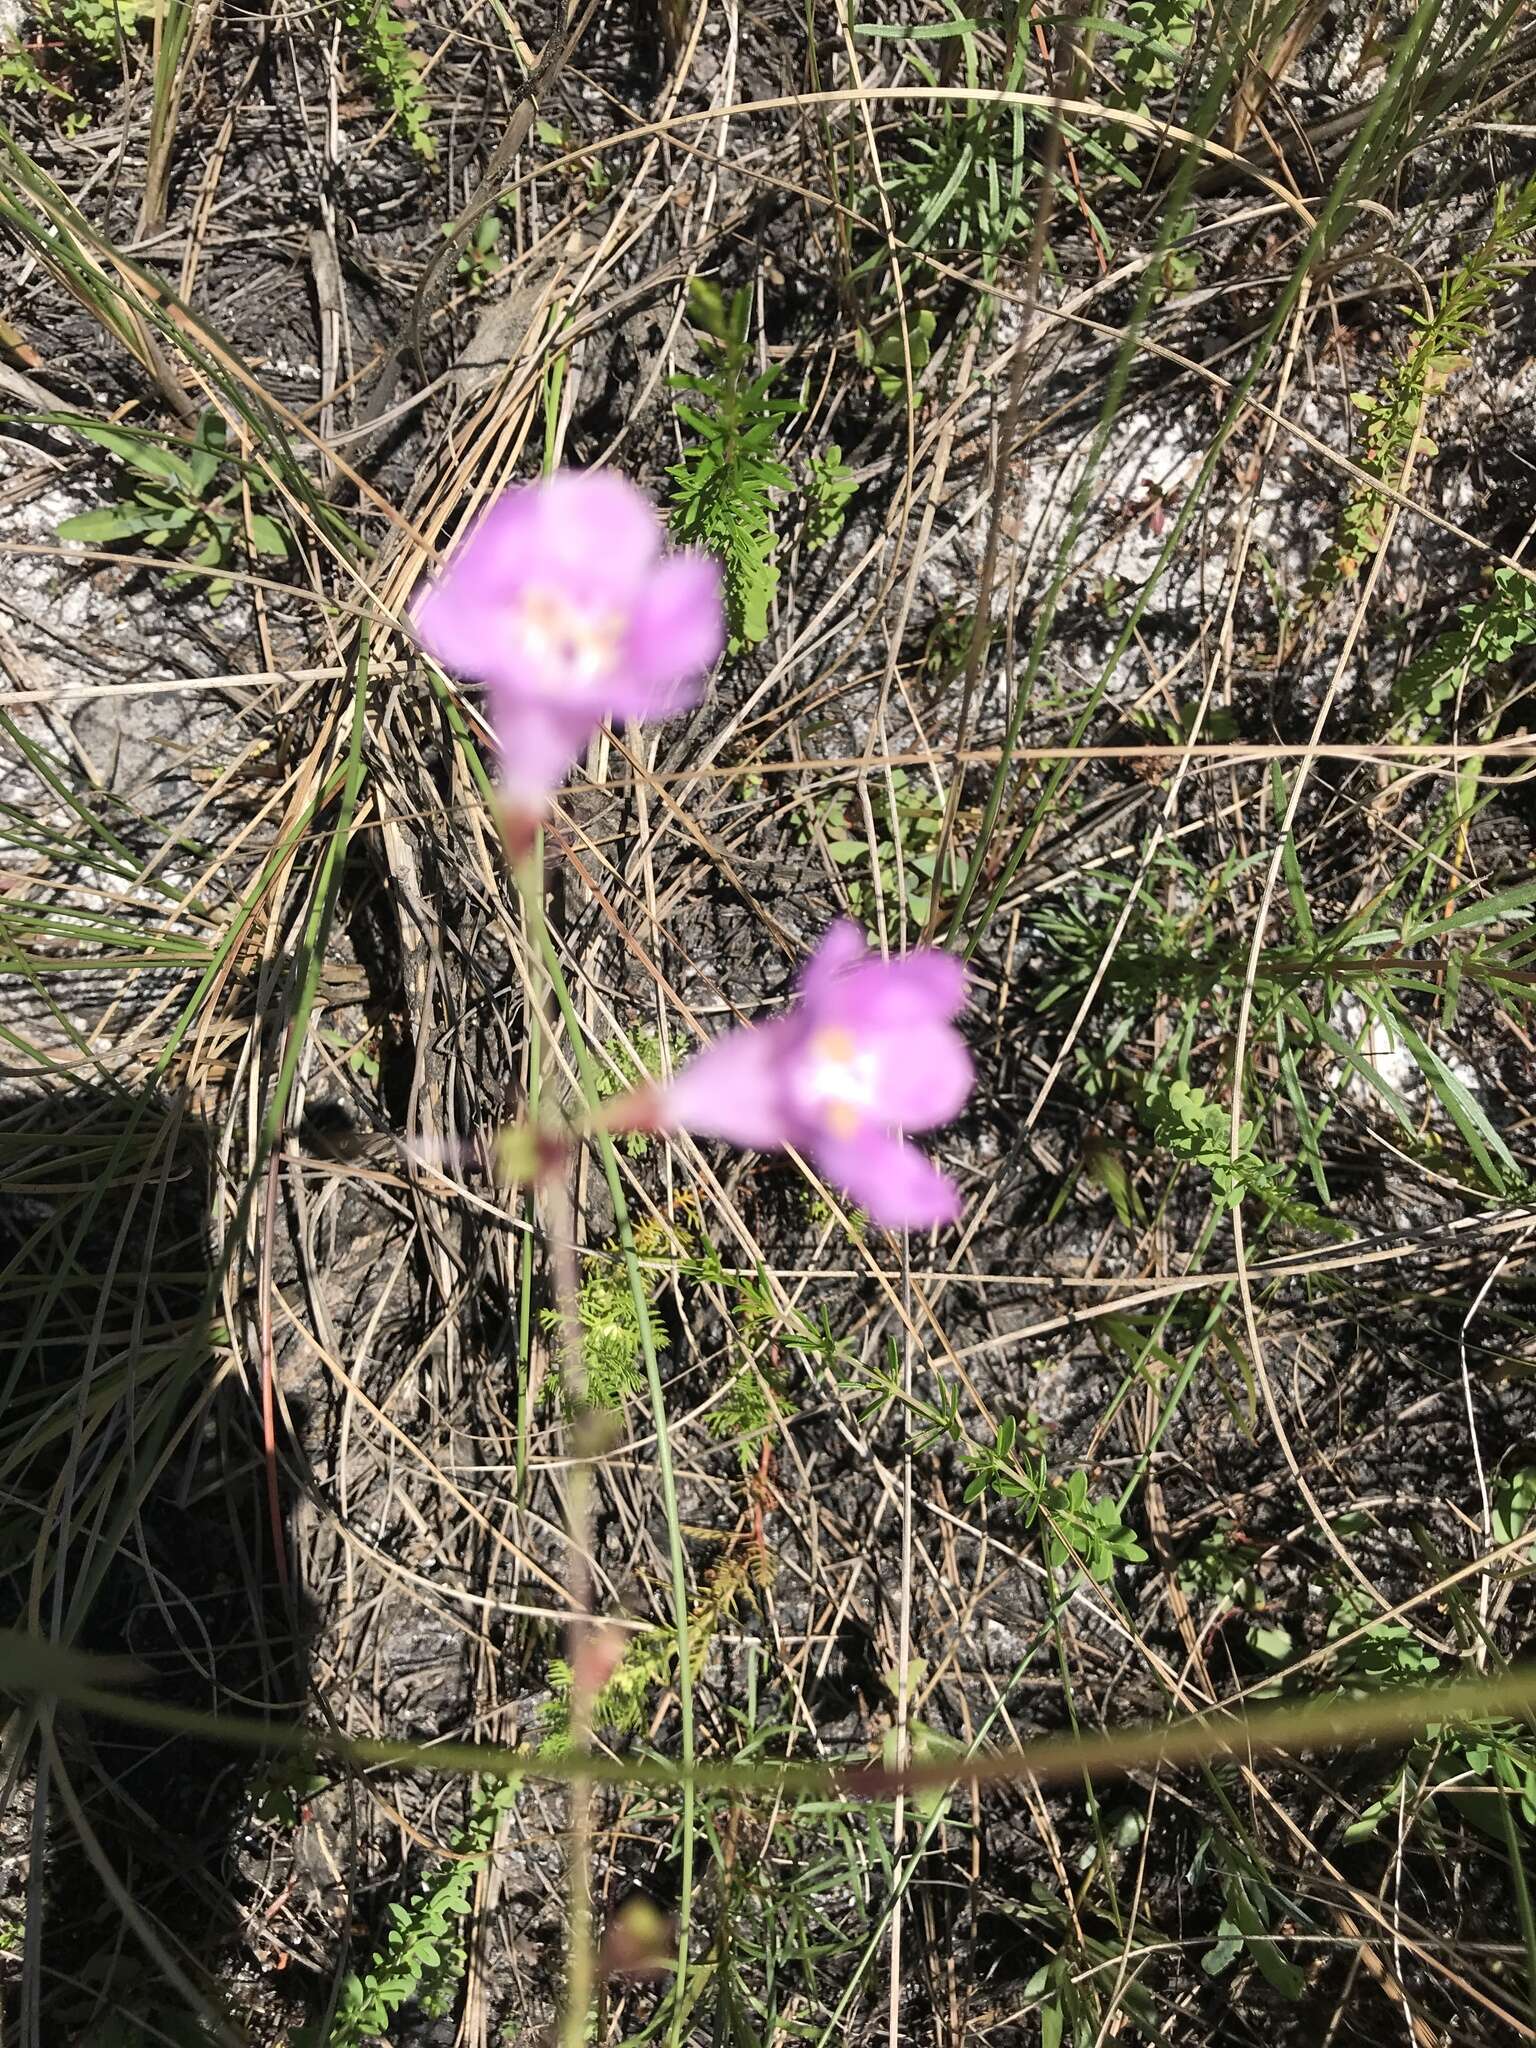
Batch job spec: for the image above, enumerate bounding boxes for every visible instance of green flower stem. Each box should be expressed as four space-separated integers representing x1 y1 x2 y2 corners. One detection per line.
512 842 597 2048
529 892 698 2047
419 669 696 2038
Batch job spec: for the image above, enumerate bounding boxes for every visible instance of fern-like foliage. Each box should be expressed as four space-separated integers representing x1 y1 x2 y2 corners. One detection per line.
708 1360 783 1472
539 1214 681 1413
669 280 799 650
538 1553 756 1755
1392 567 1536 740
592 1026 685 1157
340 0 435 160
538 1642 665 1754
1315 176 1536 589
314 1783 519 2046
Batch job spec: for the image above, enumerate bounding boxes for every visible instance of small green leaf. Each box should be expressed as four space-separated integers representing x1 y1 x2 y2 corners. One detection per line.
58 503 162 543
247 514 290 560
74 421 199 491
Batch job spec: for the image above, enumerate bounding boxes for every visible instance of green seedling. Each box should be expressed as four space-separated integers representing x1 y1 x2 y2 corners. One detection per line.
55 408 293 603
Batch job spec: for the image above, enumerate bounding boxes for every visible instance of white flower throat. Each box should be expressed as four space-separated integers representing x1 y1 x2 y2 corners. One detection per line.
803 1026 879 1138
513 585 623 688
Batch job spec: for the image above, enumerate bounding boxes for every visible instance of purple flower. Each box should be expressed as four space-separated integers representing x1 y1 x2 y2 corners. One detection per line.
658 921 972 1230
411 471 724 816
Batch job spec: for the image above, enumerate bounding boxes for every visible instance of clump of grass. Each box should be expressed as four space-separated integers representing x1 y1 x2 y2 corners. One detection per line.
850 1 1035 283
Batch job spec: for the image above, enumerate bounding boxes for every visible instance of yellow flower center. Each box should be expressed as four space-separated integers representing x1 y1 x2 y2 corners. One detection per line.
803 1026 880 1139
512 585 624 689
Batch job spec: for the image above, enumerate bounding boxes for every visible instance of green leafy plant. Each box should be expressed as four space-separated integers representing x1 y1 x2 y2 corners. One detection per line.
55 408 293 602
1030 837 1238 1027
960 1418 1147 1584
847 0 1133 339
1138 1070 1339 1234
1195 1831 1306 2000
592 1027 685 1157
250 1756 328 1829
854 306 937 404
340 0 435 160
449 209 503 293
1175 1522 1302 1669
697 1746 898 2043
1325 1585 1442 1694
1 36 60 97
1013 1881 1160 2045
535 115 613 199
316 1783 519 2046
1076 1131 1144 1231
1188 1578 1536 1852
1139 1075 1260 1209
1107 0 1207 154
540 1636 671 1753
802 441 858 552
540 1216 679 1412
7 0 153 78
1154 203 1203 298
799 767 957 930
1177 1520 1263 1612
682 1241 840 1466
538 1553 754 1755
669 279 799 649
708 1359 782 1472
1318 176 1536 586
1494 1466 1536 1548
684 1241 847 1367
1305 1584 1536 1849
1392 566 1536 740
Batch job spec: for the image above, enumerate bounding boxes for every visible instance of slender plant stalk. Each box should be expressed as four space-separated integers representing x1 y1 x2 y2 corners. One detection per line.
421 675 698 2033
513 842 599 2048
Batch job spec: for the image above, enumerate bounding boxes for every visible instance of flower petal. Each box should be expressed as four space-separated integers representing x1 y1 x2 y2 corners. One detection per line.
870 1022 974 1131
660 1018 797 1151
610 552 725 718
810 1128 962 1230
798 920 871 1003
837 950 968 1030
411 491 541 681
411 473 668 693
530 470 662 595
490 696 597 810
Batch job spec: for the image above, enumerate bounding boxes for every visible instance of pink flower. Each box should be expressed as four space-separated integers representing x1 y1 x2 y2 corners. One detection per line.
411 471 724 816
659 921 972 1229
